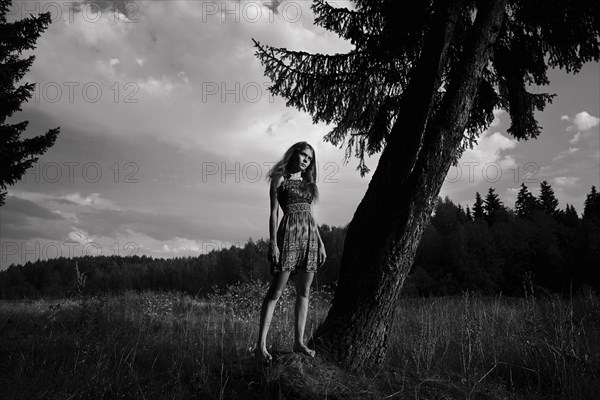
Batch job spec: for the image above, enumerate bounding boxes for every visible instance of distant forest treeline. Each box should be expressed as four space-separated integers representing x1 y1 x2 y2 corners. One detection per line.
1 182 599 299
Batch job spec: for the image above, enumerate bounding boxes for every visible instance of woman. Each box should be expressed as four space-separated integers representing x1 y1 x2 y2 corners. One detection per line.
254 141 327 363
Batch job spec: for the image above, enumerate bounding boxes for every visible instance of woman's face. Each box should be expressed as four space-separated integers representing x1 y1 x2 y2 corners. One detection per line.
293 147 313 172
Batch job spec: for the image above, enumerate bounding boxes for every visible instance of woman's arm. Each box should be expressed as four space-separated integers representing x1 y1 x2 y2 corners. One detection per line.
268 176 283 265
269 176 284 243
311 203 325 248
311 203 327 266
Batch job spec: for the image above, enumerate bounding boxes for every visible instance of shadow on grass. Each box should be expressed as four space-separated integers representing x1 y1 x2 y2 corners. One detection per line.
0 299 451 400
4 291 590 400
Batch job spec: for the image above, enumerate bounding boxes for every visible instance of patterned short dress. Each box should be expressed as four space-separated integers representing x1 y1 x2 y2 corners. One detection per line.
271 174 320 276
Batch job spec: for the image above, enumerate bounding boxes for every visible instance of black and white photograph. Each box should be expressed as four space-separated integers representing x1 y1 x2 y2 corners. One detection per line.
1 0 599 398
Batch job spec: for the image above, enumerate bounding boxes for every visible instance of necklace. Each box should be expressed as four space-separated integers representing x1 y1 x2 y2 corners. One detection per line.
288 171 302 180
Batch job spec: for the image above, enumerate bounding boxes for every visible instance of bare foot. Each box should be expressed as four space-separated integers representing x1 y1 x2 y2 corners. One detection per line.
254 346 273 363
293 342 316 357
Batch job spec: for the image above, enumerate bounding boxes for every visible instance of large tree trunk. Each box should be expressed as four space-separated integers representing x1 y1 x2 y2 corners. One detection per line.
308 0 507 373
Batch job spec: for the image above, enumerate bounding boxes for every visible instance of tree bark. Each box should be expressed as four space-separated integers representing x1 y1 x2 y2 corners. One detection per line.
308 0 507 373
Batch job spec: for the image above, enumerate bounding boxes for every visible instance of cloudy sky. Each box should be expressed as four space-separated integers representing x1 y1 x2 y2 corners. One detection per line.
1 0 598 269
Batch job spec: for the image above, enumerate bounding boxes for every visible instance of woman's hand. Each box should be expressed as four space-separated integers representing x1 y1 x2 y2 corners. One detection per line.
268 241 280 266
318 241 327 267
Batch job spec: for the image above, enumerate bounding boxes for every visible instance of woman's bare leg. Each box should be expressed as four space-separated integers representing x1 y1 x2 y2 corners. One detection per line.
292 269 316 357
256 271 291 361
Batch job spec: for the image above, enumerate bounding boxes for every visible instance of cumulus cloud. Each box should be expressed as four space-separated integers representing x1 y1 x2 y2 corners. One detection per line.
457 130 518 168
137 75 176 96
569 111 599 131
557 111 600 145
68 227 93 244
441 129 519 205
568 130 599 145
538 109 598 210
489 109 506 128
552 147 579 161
62 192 118 209
552 176 581 188
569 132 583 144
563 111 600 144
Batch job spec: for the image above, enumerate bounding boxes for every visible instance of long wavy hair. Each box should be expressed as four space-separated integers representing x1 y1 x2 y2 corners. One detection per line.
267 141 319 201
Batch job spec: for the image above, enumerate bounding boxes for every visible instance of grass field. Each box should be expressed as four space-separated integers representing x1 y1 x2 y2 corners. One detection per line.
1 281 599 399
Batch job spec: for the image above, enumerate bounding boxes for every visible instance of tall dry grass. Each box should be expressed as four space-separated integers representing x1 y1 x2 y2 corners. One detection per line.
1 280 598 399
389 289 600 399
